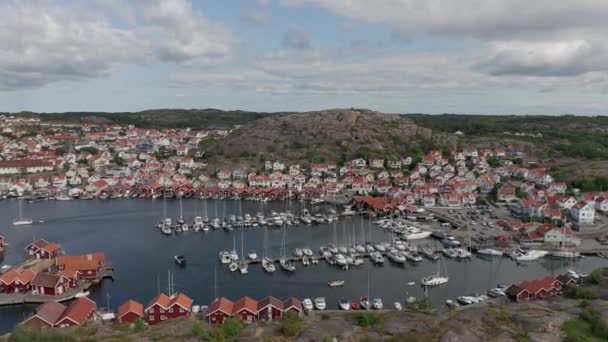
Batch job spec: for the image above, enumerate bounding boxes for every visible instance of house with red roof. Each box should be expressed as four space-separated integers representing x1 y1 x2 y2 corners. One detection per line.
257 296 283 321
232 296 258 323
0 269 36 293
56 253 105 280
117 299 144 324
145 293 192 325
497 186 517 202
21 301 68 328
282 298 303 317
30 272 70 296
54 297 97 327
24 239 61 259
207 297 234 324
505 276 563 302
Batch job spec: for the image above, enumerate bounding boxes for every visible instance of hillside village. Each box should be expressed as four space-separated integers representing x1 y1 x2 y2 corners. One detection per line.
0 114 607 243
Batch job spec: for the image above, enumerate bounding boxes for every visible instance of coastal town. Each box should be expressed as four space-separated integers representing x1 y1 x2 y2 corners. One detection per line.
1 114 608 339
1 114 608 252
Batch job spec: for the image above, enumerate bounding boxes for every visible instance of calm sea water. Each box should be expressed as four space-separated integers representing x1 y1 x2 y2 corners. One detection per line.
0 198 605 333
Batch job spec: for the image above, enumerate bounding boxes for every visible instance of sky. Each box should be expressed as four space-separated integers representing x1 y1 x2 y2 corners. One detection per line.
1 0 608 115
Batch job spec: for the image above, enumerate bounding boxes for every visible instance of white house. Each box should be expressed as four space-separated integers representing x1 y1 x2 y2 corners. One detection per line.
570 201 595 225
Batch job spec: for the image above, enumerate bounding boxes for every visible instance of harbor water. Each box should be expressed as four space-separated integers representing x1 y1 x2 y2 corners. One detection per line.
0 198 605 333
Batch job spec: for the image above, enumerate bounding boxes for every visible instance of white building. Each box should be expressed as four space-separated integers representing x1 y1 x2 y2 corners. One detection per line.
570 201 595 225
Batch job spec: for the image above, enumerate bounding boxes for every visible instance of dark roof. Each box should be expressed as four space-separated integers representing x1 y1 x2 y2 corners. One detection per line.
257 296 283 311
283 297 302 311
31 272 62 288
28 301 67 326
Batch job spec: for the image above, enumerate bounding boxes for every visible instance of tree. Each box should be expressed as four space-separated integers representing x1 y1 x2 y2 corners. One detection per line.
54 147 65 156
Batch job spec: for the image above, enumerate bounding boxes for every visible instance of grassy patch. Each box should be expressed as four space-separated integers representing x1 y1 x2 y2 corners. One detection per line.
354 312 382 327
9 326 77 342
562 306 608 342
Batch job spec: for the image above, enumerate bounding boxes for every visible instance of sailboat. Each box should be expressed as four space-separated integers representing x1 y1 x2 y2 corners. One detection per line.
238 227 248 274
421 259 449 286
13 200 33 226
279 225 295 272
262 227 275 272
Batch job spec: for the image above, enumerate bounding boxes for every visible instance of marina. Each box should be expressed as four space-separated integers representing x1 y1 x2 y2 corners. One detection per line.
0 198 606 334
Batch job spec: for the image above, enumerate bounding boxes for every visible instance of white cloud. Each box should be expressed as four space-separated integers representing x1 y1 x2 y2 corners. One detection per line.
0 0 235 90
282 0 608 77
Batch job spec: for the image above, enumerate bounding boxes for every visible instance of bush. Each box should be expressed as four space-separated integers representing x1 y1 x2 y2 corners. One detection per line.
564 285 598 300
221 318 244 337
590 269 605 285
281 311 303 337
411 297 433 312
355 312 381 327
188 321 206 337
133 319 146 332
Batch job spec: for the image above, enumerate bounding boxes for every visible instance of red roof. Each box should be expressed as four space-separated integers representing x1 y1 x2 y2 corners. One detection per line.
232 296 258 314
257 296 283 311
517 276 558 294
57 297 96 325
117 300 144 320
146 293 172 310
207 297 234 316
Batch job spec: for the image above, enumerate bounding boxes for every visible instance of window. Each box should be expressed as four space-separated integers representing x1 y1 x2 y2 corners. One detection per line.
161 315 166 320
149 316 154 321
150 308 154 313
179 308 184 313
169 307 173 313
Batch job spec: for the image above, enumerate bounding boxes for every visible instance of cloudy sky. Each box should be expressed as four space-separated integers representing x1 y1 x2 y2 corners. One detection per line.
1 0 608 114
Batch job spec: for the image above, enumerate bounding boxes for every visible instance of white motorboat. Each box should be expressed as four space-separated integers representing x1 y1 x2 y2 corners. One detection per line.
294 248 304 257
455 248 472 259
370 252 384 264
314 297 326 310
339 298 351 311
421 275 449 286
229 262 238 272
181 223 189 231
334 254 348 266
374 243 386 252
302 298 314 311
56 194 72 201
476 248 503 256
360 297 371 310
219 251 232 264
352 257 364 266
192 305 201 313
550 250 581 258
387 250 406 264
328 280 345 287
393 302 403 311
441 236 461 247
407 282 415 286
354 244 366 254
403 230 432 240
74 290 90 298
371 296 383 310
0 265 13 273
302 248 313 256
248 250 258 260
13 219 33 226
